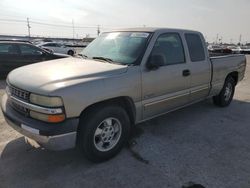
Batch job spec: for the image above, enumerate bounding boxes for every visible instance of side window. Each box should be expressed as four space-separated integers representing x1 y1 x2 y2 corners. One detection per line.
151 33 185 65
0 44 11 54
20 44 43 55
0 44 20 55
185 33 205 62
56 43 62 47
44 43 55 47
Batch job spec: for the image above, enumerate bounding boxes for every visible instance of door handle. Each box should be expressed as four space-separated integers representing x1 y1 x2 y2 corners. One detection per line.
182 69 190 77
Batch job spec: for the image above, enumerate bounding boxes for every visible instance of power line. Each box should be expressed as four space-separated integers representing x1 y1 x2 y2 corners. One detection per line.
0 18 26 23
30 20 99 29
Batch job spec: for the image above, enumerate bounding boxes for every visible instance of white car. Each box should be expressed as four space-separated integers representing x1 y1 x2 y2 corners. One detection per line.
227 46 241 54
37 42 75 56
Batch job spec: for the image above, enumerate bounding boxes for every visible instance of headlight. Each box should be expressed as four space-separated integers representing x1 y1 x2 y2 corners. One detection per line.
30 94 63 107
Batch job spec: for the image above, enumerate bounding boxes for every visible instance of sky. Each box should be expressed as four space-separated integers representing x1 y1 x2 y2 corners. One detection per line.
0 0 249 43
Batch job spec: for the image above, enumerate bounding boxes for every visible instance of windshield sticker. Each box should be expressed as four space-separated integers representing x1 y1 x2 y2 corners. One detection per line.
130 33 149 38
106 32 120 39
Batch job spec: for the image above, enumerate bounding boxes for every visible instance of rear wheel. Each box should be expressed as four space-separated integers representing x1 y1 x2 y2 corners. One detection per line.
78 105 130 162
213 76 235 107
67 50 74 56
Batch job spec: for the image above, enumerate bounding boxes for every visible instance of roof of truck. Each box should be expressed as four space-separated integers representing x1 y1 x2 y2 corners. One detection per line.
108 27 200 33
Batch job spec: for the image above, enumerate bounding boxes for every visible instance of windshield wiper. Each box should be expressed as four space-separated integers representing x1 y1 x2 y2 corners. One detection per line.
78 54 89 59
92 56 114 63
92 56 129 65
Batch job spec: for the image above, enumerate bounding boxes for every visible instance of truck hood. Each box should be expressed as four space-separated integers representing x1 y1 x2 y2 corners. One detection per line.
7 57 128 94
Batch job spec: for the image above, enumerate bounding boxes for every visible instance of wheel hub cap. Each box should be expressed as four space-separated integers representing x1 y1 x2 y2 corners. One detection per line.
94 118 122 152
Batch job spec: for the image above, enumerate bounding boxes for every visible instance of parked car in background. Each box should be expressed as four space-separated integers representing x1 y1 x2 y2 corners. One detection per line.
0 41 69 78
240 46 250 54
227 46 241 54
37 42 76 56
208 45 232 55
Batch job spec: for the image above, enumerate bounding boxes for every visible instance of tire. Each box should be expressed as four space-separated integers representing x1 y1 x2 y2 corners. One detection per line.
78 105 131 162
67 50 74 56
213 76 236 107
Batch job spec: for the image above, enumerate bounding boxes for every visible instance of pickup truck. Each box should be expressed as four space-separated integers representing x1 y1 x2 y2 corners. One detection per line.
1 28 246 162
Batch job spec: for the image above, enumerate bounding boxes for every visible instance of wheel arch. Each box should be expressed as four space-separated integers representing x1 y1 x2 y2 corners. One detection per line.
79 96 136 125
227 71 238 84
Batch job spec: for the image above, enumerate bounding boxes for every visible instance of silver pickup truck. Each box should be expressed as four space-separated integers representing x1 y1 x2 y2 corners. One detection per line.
1 28 246 162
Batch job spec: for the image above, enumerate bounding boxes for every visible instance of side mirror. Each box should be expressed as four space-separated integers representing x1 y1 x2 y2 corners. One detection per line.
146 54 165 70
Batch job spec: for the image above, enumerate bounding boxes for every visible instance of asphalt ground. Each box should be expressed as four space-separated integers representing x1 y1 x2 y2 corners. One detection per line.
0 56 250 188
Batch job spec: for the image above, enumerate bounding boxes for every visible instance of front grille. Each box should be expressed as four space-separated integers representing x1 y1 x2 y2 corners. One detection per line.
9 85 29 101
7 84 30 115
10 100 29 115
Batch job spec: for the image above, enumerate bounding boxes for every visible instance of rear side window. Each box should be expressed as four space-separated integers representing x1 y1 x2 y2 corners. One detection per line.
0 44 20 55
185 34 205 62
0 44 10 54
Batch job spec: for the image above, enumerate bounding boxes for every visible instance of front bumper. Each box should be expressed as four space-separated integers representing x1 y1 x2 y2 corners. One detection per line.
1 94 79 150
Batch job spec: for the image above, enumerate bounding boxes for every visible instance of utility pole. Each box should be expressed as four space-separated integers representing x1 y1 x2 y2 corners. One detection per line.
220 36 223 44
239 34 242 45
216 34 219 44
27 17 31 38
97 25 100 36
72 19 75 40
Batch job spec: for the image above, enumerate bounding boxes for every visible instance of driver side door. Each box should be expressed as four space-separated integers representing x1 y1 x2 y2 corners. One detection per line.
141 32 190 119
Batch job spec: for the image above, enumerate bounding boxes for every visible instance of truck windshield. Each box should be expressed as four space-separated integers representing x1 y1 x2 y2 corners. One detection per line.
80 32 150 65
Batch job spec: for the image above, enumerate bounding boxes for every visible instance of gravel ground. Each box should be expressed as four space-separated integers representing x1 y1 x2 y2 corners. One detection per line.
0 56 250 188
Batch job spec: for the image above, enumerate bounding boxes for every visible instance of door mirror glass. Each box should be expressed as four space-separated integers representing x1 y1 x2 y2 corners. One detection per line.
146 54 165 70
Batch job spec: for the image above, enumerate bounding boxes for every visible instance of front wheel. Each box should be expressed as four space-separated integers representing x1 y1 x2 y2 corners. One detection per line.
213 76 235 107
78 105 131 162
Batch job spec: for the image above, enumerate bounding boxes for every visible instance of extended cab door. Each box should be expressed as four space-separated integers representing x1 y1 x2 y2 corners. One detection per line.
184 33 211 102
141 32 190 119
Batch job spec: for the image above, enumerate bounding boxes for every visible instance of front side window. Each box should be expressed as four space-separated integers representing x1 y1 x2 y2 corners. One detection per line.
20 44 43 55
81 32 151 65
44 43 56 47
150 33 185 66
185 33 205 62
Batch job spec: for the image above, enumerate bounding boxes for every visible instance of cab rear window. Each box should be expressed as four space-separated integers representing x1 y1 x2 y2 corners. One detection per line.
185 34 205 62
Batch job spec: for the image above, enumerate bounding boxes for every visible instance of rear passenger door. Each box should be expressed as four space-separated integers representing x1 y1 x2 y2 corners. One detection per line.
142 33 190 119
185 33 211 102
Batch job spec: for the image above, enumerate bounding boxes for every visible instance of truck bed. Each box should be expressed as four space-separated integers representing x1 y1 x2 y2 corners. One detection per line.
209 54 246 96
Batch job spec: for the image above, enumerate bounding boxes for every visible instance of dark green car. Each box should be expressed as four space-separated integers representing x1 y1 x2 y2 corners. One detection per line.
0 41 69 78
